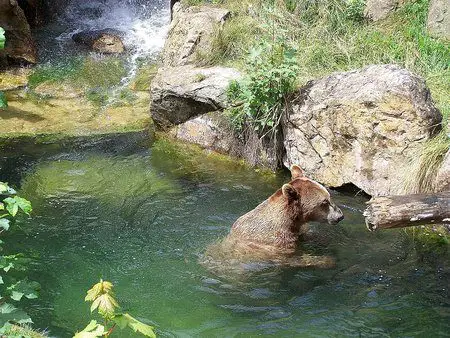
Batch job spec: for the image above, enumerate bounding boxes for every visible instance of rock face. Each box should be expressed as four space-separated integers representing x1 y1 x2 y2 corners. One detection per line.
427 0 450 39
435 150 450 191
169 112 284 169
364 0 398 21
162 3 230 66
0 0 36 66
72 29 125 54
150 65 240 129
283 64 442 196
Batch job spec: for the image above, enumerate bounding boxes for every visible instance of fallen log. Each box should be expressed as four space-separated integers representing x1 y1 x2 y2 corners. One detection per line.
363 192 450 231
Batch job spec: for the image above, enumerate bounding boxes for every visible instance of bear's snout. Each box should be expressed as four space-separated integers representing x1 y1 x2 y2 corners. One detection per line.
327 204 344 225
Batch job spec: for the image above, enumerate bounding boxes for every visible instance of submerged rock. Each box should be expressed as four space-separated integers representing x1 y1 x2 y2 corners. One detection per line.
162 2 230 66
169 111 283 170
72 28 125 54
150 65 240 129
283 64 442 196
427 0 450 40
0 0 36 66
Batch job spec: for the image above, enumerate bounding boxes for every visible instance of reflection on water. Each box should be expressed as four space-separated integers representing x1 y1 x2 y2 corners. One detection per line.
4 140 450 337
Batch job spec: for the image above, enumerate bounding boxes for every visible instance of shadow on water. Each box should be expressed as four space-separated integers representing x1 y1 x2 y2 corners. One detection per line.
2 135 449 337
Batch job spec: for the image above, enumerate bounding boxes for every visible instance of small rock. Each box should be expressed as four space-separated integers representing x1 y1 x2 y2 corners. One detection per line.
364 0 405 21
427 0 450 40
0 68 31 90
72 28 125 54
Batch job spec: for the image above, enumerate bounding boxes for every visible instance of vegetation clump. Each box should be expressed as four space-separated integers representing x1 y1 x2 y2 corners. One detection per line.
0 182 39 335
75 279 156 337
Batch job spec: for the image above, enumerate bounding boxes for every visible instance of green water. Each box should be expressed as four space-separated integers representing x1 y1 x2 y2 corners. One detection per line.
3 139 449 337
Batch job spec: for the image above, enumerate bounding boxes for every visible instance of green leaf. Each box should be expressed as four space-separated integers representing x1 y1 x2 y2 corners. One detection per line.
73 320 107 338
0 27 4 49
113 313 156 338
7 279 40 301
0 202 4 210
0 303 33 327
13 196 32 215
0 275 3 284
3 197 18 217
0 92 7 109
0 218 10 231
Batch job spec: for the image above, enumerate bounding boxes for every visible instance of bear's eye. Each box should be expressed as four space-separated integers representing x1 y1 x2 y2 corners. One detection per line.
321 200 329 206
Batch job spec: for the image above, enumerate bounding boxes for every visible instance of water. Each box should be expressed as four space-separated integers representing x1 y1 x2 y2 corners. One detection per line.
33 0 170 96
2 138 449 337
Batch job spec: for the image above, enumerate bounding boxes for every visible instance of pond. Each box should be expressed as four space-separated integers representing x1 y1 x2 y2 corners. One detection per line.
2 136 449 337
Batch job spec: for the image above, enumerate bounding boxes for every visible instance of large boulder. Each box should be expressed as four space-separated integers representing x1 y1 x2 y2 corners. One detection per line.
427 0 450 40
0 0 36 66
162 2 230 67
169 111 284 169
283 64 442 196
150 65 240 129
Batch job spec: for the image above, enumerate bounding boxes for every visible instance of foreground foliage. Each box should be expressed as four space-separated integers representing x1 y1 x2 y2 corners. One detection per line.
74 279 156 337
0 182 38 334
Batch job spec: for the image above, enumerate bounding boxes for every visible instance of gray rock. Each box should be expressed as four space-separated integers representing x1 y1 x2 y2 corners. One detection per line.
364 0 398 21
427 0 450 40
283 64 442 196
72 29 125 54
169 111 283 169
0 0 36 66
435 150 450 191
150 65 240 129
162 3 230 67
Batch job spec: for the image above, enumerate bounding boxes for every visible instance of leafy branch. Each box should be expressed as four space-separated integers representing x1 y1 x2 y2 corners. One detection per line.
0 182 37 333
74 280 156 338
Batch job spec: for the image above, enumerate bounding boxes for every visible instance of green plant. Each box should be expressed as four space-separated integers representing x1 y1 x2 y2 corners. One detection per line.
226 40 298 135
0 27 5 49
0 182 38 333
0 27 7 109
74 279 156 337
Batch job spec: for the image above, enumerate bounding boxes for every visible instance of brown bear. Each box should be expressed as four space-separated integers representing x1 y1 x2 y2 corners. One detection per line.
204 165 344 269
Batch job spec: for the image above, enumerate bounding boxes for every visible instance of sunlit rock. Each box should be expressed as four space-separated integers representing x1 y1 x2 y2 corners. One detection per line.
427 0 450 40
283 64 442 196
150 65 240 129
169 111 283 170
0 0 36 66
162 2 230 66
72 29 125 54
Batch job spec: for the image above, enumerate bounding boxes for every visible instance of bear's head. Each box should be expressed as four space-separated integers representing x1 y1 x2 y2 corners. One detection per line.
281 165 344 225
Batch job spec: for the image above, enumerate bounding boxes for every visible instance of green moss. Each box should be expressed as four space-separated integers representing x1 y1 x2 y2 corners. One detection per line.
151 134 280 184
131 63 158 91
20 152 177 203
28 56 127 90
410 225 450 261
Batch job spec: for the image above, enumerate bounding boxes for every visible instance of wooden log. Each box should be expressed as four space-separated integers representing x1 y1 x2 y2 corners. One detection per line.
363 192 450 231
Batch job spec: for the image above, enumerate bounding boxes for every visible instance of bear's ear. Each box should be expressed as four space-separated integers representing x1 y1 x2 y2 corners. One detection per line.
282 184 299 201
291 165 304 179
